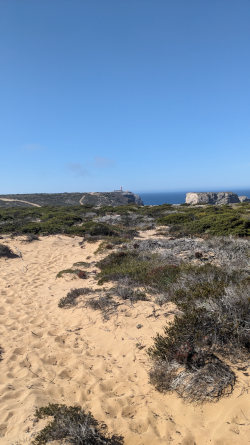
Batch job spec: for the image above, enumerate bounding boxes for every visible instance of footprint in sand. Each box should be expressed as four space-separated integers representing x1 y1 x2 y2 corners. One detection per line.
0 424 7 437
42 355 58 366
5 298 14 304
129 419 149 434
1 390 23 402
58 369 72 379
121 404 137 419
99 380 115 393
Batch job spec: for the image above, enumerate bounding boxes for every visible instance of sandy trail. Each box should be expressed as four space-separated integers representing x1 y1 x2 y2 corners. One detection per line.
0 198 41 207
79 192 95 205
0 235 249 444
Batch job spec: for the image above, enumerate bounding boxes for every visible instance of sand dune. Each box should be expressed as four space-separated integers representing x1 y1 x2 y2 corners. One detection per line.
0 235 249 444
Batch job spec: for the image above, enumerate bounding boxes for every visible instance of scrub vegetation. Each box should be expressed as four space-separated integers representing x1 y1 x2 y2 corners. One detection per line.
32 404 124 445
0 202 249 237
2 201 249 409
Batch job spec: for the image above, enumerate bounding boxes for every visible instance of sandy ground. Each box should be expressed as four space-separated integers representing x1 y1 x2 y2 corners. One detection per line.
0 234 249 445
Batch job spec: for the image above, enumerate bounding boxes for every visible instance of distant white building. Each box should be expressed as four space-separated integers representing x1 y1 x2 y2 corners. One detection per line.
114 186 127 192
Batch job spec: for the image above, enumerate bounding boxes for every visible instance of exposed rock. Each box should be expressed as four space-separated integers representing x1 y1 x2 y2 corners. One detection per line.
238 196 250 203
185 192 240 205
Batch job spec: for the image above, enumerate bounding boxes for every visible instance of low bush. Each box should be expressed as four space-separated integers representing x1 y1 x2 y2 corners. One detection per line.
132 236 250 271
95 237 129 253
73 261 91 268
158 212 195 225
171 264 235 306
165 212 250 237
83 222 120 237
0 202 249 237
149 356 235 402
58 288 93 308
32 403 124 444
140 204 173 217
0 243 18 258
186 214 249 237
97 251 181 289
115 285 148 302
148 277 249 401
22 233 40 242
56 268 88 279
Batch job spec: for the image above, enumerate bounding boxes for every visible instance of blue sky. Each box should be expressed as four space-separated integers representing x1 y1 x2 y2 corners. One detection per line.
0 0 249 193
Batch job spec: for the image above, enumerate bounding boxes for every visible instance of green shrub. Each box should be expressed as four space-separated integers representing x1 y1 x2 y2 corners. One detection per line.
186 214 249 236
158 212 195 225
155 204 250 237
0 202 249 237
140 204 173 217
56 268 88 279
73 261 91 268
97 251 181 288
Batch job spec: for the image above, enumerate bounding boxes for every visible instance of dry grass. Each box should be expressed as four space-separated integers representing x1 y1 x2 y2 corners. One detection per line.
150 356 236 403
85 295 121 320
32 404 124 444
58 288 94 308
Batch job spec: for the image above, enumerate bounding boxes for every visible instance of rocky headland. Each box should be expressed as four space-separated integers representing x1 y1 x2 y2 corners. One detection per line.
0 191 143 208
186 191 250 205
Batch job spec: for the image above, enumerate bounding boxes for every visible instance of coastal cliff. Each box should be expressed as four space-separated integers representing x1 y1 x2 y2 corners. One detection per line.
186 192 241 205
79 191 143 206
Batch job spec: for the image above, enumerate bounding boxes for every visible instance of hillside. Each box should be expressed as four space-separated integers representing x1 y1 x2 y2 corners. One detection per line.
0 191 143 208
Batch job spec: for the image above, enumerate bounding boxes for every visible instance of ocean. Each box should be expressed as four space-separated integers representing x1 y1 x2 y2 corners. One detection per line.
139 190 250 205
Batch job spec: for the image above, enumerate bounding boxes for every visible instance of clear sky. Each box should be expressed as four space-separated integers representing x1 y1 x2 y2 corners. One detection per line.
0 0 249 193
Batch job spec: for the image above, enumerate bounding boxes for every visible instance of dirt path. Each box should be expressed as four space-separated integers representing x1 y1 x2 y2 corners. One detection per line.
79 192 95 205
0 198 41 207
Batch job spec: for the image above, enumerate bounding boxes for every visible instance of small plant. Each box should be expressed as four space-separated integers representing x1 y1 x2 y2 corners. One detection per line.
73 261 91 268
0 346 3 361
95 238 128 253
56 268 88 279
77 270 88 279
0 243 18 258
23 233 40 242
32 403 124 444
115 285 148 302
58 288 94 308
